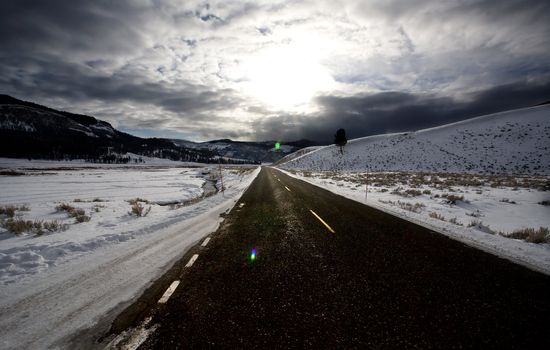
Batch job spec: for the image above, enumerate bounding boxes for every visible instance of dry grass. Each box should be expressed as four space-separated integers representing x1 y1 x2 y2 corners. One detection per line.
449 217 463 226
0 205 30 218
505 227 549 244
397 201 425 213
56 203 90 223
429 212 446 221
43 220 68 233
127 198 149 205
129 201 151 217
302 171 549 191
442 194 465 205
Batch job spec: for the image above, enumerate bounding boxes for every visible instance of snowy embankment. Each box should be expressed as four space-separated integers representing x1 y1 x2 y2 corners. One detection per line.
0 160 260 350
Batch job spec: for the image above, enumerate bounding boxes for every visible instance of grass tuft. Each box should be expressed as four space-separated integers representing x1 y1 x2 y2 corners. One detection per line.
429 212 446 221
505 227 549 244
129 201 151 217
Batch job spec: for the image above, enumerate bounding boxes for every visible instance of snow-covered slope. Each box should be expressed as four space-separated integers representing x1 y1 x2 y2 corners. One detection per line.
280 105 550 175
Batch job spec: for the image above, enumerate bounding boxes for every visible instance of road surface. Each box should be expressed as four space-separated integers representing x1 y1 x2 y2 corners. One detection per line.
104 167 550 349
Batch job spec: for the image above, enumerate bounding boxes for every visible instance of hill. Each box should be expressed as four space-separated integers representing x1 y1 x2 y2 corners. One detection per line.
279 105 550 175
0 95 315 163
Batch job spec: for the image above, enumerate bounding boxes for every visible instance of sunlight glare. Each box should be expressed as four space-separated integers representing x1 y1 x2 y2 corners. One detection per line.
244 44 333 111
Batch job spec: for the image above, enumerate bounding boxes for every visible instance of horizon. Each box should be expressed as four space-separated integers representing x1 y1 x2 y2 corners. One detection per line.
1 1 550 143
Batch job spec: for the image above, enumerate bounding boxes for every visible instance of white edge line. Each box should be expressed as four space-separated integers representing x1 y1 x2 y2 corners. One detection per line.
201 237 211 247
284 186 291 192
158 280 180 304
185 254 199 267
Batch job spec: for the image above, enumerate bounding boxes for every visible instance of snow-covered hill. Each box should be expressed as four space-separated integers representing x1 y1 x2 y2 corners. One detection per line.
280 105 550 175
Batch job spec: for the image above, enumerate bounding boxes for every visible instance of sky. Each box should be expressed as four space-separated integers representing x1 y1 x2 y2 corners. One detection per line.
1 0 549 143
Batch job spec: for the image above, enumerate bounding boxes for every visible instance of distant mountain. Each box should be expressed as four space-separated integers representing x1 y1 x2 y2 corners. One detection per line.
279 105 550 175
172 138 320 164
0 95 315 163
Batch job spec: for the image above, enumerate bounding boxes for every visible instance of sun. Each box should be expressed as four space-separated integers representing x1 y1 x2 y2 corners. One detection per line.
244 44 334 111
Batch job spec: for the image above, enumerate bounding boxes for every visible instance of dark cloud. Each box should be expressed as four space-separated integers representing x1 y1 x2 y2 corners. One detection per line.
0 55 241 118
1 0 549 142
254 78 550 143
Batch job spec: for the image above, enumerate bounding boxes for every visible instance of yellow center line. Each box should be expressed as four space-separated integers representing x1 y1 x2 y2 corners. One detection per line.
309 210 336 233
284 186 291 192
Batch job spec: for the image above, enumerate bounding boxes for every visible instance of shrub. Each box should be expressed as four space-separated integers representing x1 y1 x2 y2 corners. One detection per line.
56 203 75 212
74 214 91 223
1 218 34 235
69 208 86 218
404 189 422 197
449 217 463 226
538 200 550 206
397 201 425 213
56 203 89 224
466 210 482 218
92 198 104 202
0 205 30 218
43 220 68 232
127 198 149 205
130 202 151 217
468 220 494 234
506 227 549 244
0 206 16 218
73 198 84 203
422 189 431 195
468 219 482 227
500 198 517 204
442 194 464 205
429 212 446 221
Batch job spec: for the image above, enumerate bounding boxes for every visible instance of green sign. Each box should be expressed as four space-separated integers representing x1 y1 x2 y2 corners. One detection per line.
275 142 281 150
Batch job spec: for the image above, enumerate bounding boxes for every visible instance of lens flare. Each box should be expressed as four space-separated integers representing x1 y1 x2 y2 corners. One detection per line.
250 248 257 262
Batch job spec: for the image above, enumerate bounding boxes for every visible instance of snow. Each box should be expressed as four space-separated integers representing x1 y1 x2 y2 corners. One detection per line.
0 155 207 169
280 105 550 175
0 163 260 349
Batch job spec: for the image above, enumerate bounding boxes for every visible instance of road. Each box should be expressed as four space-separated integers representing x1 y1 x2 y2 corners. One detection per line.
105 167 550 349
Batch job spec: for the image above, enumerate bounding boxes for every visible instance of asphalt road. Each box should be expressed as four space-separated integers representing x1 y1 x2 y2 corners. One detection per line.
107 167 550 349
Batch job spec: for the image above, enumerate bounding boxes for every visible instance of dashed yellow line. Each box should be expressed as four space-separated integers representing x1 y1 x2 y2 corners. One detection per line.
309 210 336 233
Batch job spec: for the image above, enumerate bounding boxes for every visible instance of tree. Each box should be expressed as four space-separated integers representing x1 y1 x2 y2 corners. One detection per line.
334 128 347 154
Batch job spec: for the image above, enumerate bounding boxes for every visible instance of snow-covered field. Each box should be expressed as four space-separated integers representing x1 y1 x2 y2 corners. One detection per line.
280 169 550 274
0 159 260 349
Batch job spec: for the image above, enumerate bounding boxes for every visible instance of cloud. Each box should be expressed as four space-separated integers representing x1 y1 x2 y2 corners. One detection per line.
253 77 550 143
0 0 549 142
